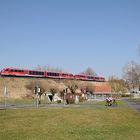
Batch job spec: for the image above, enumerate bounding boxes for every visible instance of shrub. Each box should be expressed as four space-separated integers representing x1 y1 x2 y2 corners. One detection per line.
121 94 131 97
57 100 61 103
68 98 75 104
79 96 86 102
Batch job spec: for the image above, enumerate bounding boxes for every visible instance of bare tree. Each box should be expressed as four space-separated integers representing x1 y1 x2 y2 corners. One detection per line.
78 82 95 94
123 61 140 89
35 65 63 72
49 85 58 98
108 76 128 94
81 67 97 76
66 81 78 95
25 80 47 103
25 79 60 103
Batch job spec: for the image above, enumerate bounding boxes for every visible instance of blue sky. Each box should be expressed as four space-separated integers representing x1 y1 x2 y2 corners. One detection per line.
0 0 140 78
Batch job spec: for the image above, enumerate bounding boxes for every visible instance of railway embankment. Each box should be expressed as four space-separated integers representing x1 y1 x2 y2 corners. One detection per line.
0 77 108 99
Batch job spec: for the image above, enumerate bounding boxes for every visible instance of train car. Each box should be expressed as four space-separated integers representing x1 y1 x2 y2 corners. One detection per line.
75 74 105 82
86 75 96 81
45 71 61 79
28 70 45 77
45 72 74 79
98 77 105 82
60 73 74 79
1 68 26 77
1 68 46 78
94 76 105 82
74 74 88 80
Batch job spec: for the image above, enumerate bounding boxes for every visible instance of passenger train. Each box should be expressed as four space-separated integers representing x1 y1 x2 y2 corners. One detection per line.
0 68 105 82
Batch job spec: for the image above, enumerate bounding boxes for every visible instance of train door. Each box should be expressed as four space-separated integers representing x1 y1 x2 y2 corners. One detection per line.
25 70 29 76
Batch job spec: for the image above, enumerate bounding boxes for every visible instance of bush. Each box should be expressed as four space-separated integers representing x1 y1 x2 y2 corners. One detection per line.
68 98 75 104
121 94 131 97
79 96 86 102
57 100 61 103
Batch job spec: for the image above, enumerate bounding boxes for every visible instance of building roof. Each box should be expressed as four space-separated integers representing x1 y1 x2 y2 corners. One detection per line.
94 85 111 93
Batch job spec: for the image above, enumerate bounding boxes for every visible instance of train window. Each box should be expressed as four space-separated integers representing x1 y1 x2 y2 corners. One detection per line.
29 71 44 75
29 71 33 75
5 69 9 72
19 70 23 72
81 75 86 78
56 73 59 76
40 72 42 75
48 72 59 76
48 72 51 76
62 74 65 76
12 69 23 72
95 77 99 80
47 72 51 76
87 76 92 79
34 71 37 75
38 72 44 75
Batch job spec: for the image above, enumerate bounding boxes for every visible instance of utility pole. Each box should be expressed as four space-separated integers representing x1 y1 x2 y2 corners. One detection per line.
64 87 68 106
4 86 7 109
131 62 133 90
34 85 41 108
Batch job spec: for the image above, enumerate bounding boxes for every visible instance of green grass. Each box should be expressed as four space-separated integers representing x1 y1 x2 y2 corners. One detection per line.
0 98 127 107
0 98 47 105
128 98 140 105
0 105 140 140
78 100 127 107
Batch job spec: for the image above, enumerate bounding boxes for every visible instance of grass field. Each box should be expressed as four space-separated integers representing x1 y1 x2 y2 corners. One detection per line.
0 98 126 105
128 98 140 105
0 104 140 140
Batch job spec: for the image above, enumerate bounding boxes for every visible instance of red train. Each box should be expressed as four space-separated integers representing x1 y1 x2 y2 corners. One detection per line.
0 68 105 82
